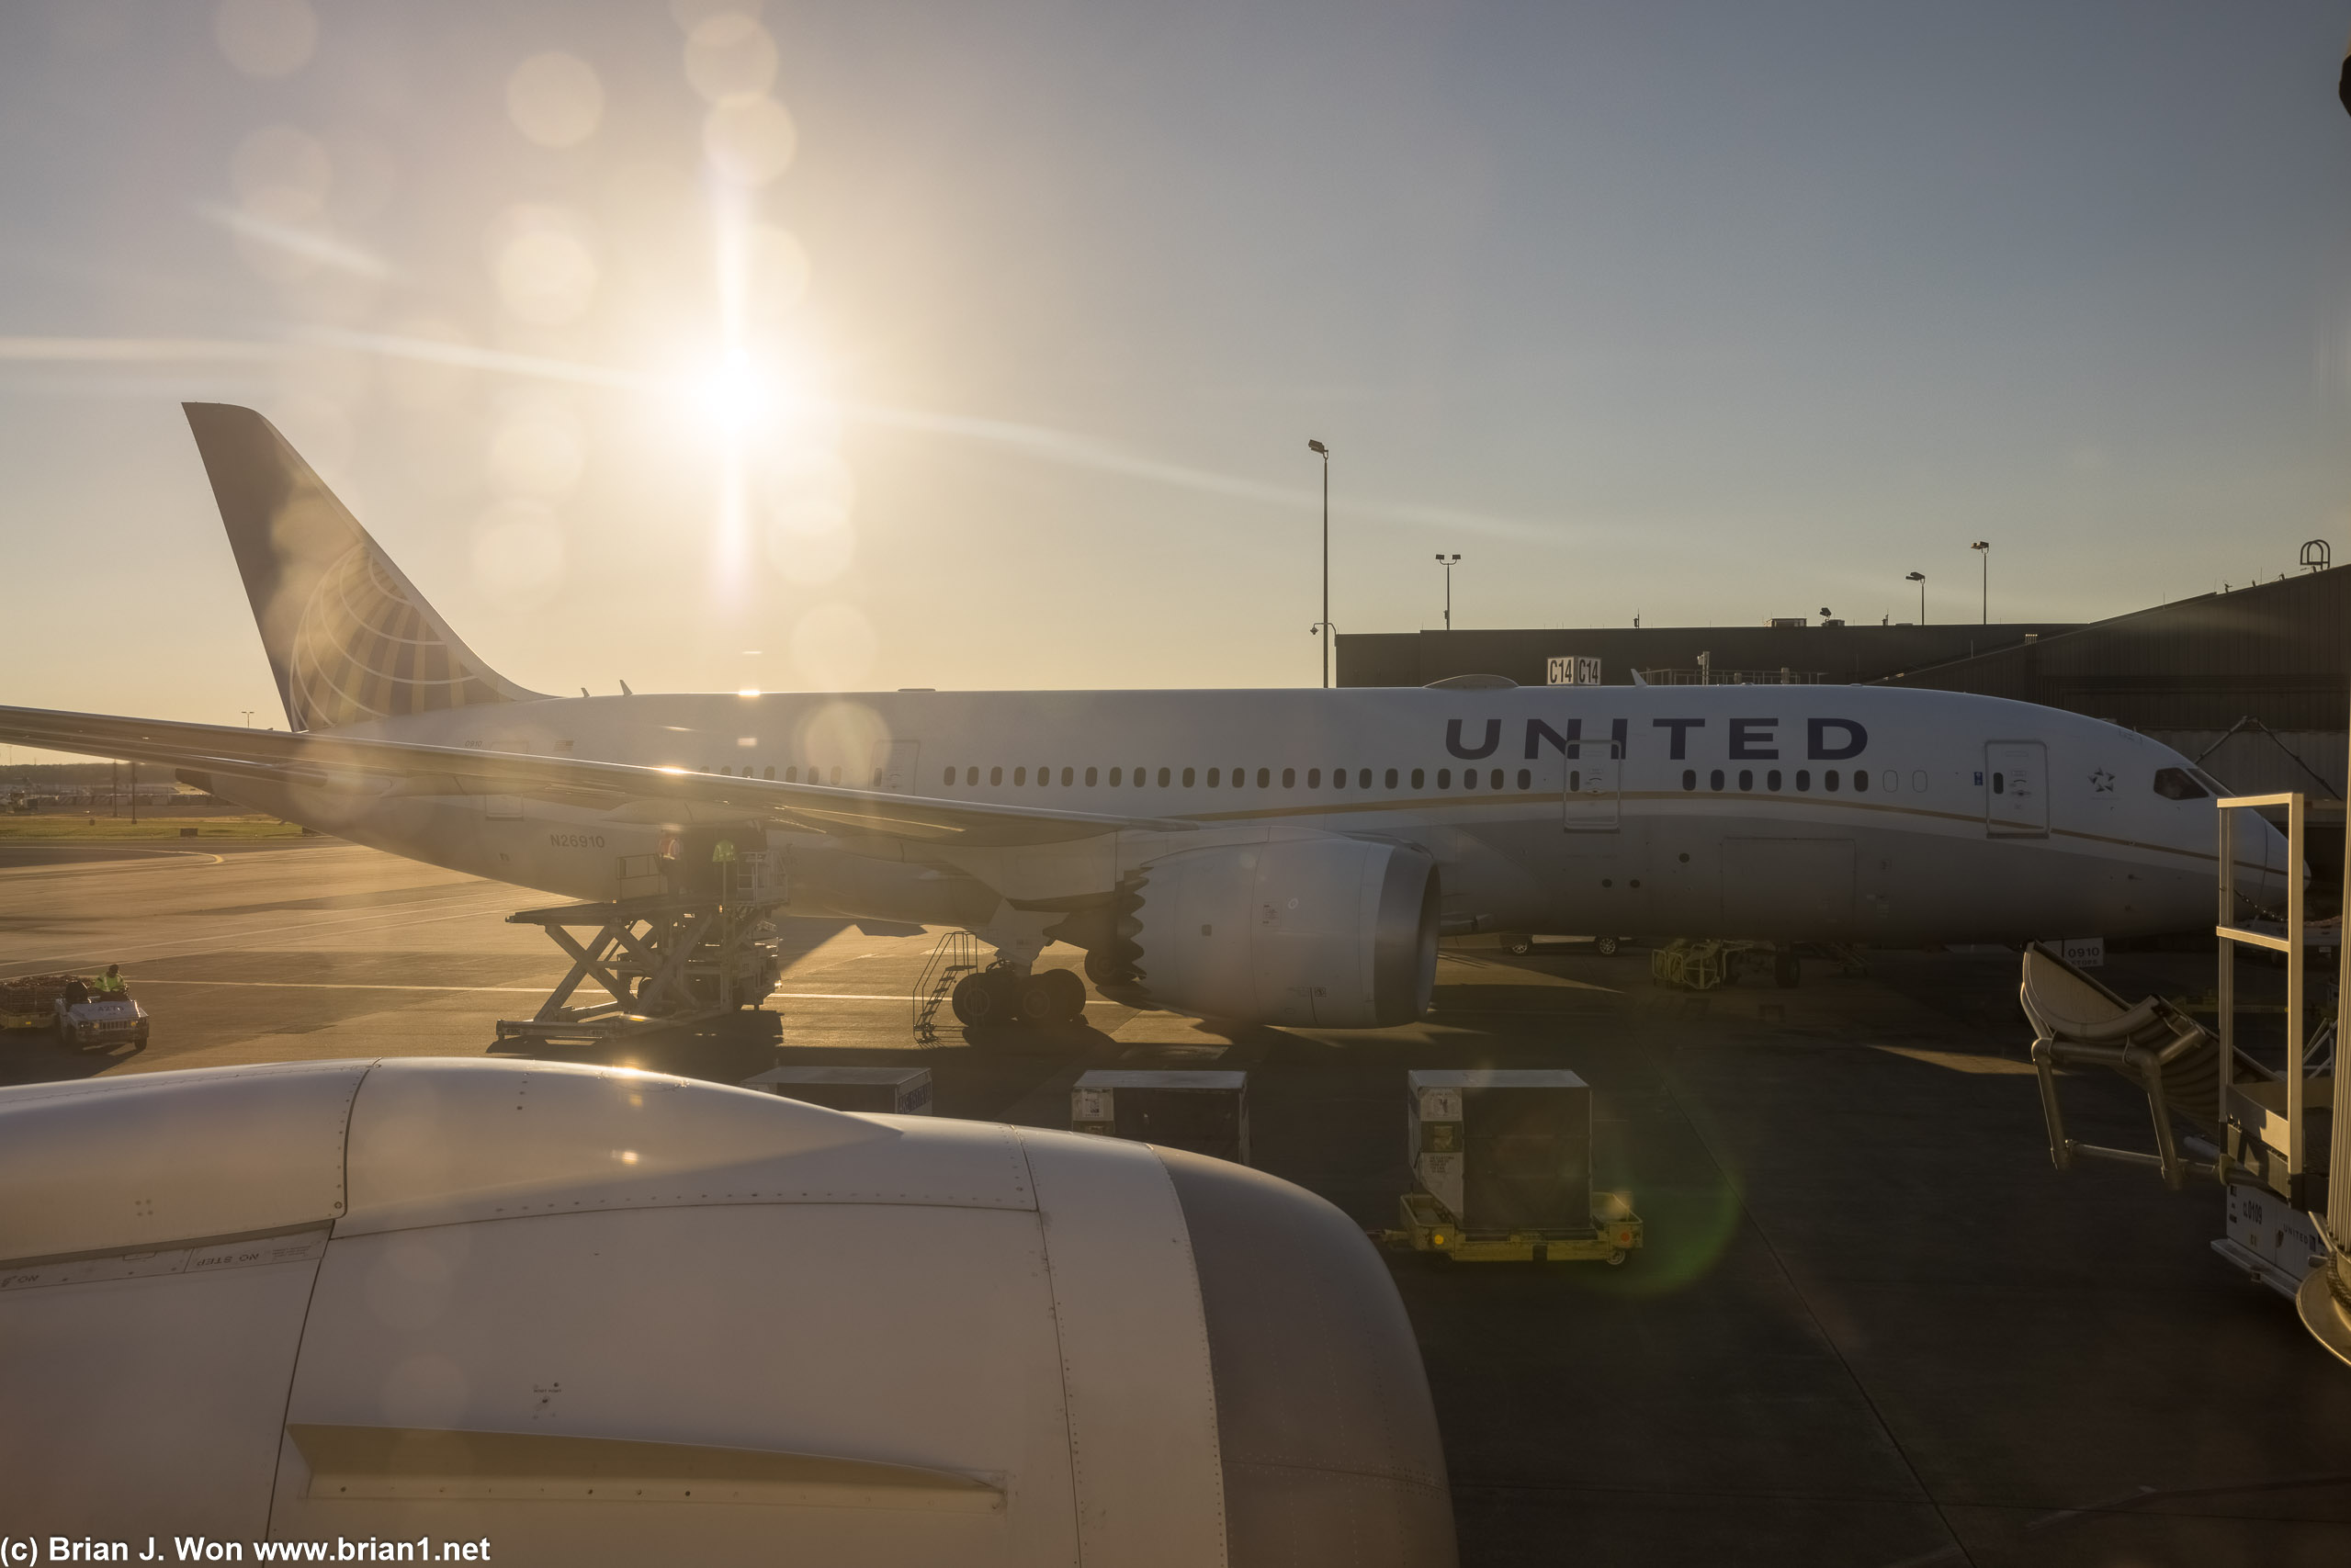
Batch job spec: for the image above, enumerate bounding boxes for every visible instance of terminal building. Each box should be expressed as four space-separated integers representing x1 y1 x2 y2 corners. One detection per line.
1337 565 2351 798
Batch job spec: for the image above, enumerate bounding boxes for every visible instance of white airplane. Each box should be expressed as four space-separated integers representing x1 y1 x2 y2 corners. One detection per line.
0 404 2288 1030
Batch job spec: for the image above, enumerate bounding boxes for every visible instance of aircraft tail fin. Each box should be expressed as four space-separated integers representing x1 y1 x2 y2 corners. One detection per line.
183 403 543 732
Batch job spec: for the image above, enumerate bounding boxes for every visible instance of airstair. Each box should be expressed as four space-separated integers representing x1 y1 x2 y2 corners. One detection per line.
911 930 984 1043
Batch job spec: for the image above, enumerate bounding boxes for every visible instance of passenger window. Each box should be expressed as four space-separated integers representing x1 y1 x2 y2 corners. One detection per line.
1767 769 1780 790
1826 770 1840 792
1710 770 1724 791
1737 769 1752 791
1881 770 1896 792
1205 767 1218 786
1181 767 1195 786
1681 769 1695 791
1911 770 1928 792
1410 768 1424 789
1039 767 1051 787
1359 769 1372 788
1258 767 1271 787
1386 768 1399 788
1014 767 1027 785
1490 769 1503 789
1109 767 1121 785
1062 766 1074 785
1135 768 1147 787
1518 768 1531 789
1992 773 2004 795
1332 768 1346 790
1464 770 1477 791
1157 767 1170 786
2153 767 2207 800
786 767 799 783
1086 766 1098 786
1853 770 1868 793
1438 769 1452 788
942 768 954 785
1796 770 1810 791
1282 767 1296 788
1308 768 1322 788
764 767 774 780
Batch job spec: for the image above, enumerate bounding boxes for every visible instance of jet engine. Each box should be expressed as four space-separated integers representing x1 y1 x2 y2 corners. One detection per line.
1097 835 1440 1028
0 1058 1454 1568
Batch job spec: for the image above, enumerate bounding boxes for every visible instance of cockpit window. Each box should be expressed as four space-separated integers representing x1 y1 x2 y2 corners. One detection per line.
2153 767 2207 801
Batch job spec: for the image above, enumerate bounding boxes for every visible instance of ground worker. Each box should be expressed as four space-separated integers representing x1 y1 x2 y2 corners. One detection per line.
93 964 124 994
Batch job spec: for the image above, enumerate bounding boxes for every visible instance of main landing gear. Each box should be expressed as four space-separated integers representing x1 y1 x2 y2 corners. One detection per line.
950 964 1087 1027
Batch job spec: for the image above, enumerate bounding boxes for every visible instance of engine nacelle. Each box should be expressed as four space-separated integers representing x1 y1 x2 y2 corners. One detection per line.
1102 835 1439 1028
1 1059 1456 1566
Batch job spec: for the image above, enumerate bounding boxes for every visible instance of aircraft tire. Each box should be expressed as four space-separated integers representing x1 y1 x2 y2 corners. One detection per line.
1505 935 1532 955
1595 936 1622 956
1044 966 1087 1021
950 971 1002 1025
1015 972 1068 1023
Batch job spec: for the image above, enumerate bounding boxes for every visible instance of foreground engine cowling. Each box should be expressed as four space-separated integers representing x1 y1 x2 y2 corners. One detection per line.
1 1059 1454 1568
1100 835 1440 1028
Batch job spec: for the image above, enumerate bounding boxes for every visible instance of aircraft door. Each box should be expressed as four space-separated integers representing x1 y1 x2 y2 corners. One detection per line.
870 739 921 793
1562 749 1620 833
1984 741 2048 838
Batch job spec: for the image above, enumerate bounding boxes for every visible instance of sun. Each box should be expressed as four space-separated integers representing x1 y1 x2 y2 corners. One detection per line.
693 346 774 435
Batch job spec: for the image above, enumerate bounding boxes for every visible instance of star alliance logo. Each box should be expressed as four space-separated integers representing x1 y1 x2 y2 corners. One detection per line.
2089 769 2115 793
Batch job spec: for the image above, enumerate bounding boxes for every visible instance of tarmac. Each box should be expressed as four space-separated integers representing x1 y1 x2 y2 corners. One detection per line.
6 836 2350 1565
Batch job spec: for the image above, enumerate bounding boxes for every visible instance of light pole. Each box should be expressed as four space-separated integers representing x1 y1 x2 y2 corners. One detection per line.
1905 570 1926 625
1434 553 1461 630
241 709 254 728
1307 439 1329 686
1970 540 1989 624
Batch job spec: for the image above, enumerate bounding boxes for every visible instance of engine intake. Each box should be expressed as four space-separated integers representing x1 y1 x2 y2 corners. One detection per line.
1101 836 1439 1028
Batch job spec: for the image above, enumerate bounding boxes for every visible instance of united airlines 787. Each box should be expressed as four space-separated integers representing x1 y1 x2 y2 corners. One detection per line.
0 406 2288 1031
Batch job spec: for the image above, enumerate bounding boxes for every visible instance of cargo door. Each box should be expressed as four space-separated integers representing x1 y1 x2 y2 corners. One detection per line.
1984 741 2048 839
1720 838 1855 939
869 739 921 793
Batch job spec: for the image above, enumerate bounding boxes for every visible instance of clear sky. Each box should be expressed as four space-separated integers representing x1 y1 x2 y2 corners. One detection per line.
5 0 2351 741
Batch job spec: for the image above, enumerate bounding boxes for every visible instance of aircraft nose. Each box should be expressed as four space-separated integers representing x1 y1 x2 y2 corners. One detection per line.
2231 810 2300 908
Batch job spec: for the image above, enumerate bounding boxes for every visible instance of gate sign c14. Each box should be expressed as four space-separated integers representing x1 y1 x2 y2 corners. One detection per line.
1546 657 1602 687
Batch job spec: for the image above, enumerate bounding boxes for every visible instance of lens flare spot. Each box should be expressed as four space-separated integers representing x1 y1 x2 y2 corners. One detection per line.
489 206 598 325
703 95 796 186
472 499 566 608
684 12 778 104
214 0 316 79
507 51 605 149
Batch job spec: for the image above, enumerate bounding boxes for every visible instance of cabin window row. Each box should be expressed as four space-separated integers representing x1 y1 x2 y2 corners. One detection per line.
938 764 1553 792
1679 767 1928 795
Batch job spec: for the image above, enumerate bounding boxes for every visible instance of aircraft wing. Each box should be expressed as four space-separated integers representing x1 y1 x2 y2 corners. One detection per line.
0 705 1197 848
